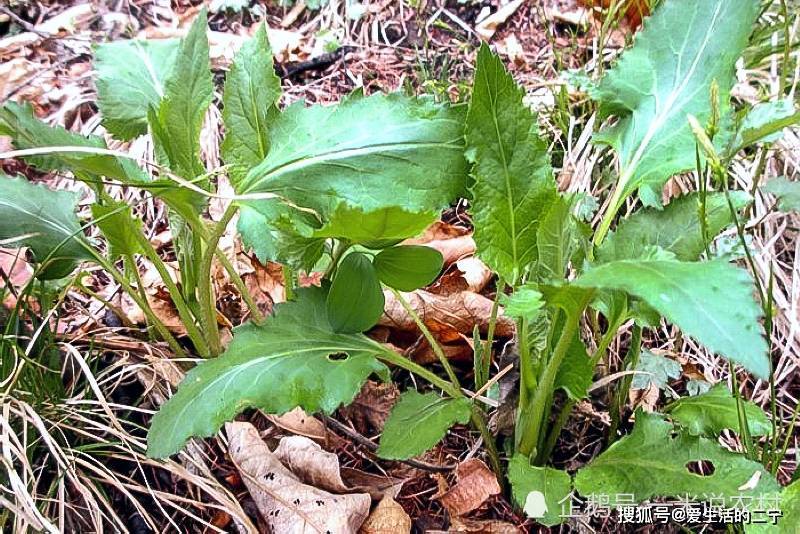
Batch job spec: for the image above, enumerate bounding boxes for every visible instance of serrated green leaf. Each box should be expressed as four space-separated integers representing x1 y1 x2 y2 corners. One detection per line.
536 195 583 281
0 175 91 279
377 390 471 460
745 480 800 534
91 201 144 259
508 455 571 527
149 11 213 180
591 0 760 206
598 192 750 262
554 330 593 401
237 92 467 219
467 44 557 282
575 259 769 379
94 39 179 140
501 285 544 320
373 245 443 291
631 350 682 390
147 286 389 458
666 383 771 437
728 98 800 155
574 411 779 505
764 177 800 213
327 252 385 333
221 24 281 183
0 102 147 184
312 205 437 244
237 200 325 271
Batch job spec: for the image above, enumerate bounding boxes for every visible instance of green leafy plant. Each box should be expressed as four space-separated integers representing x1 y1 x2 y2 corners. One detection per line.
2 0 799 529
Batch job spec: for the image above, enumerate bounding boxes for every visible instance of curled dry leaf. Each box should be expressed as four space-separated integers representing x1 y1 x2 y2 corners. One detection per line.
421 235 476 266
475 0 525 40
273 435 350 493
267 407 329 442
359 495 411 534
339 380 400 434
380 290 513 339
438 459 501 517
429 256 492 296
227 423 370 534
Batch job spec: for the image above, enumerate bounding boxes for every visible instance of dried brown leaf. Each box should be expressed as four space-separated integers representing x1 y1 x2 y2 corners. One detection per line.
267 407 329 442
340 468 406 501
227 423 370 533
359 495 411 534
380 290 513 339
339 380 400 434
438 459 501 517
273 435 351 493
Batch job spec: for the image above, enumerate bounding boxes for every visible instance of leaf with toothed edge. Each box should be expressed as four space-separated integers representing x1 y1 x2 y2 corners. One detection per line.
146 286 389 458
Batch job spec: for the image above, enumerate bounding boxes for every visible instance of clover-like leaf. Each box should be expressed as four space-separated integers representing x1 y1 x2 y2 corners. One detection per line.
374 245 443 291
377 391 471 460
327 252 385 333
147 286 389 458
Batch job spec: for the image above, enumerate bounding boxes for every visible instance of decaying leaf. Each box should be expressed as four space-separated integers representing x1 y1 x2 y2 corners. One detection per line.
359 495 411 534
475 0 524 40
380 290 513 339
438 459 501 517
429 257 493 296
267 407 329 442
273 435 351 493
227 422 371 533
339 380 400 434
120 259 187 336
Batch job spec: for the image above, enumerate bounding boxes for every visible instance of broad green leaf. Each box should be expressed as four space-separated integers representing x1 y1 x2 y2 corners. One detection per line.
554 330 593 401
631 350 682 390
728 98 800 155
0 175 90 279
665 383 771 437
312 205 437 244
147 286 389 458
501 285 544 320
373 245 443 291
91 201 144 259
0 102 146 184
221 24 281 183
237 92 467 218
94 38 179 140
536 195 582 281
746 480 800 534
467 44 556 282
326 252 384 333
237 200 325 271
574 411 779 505
508 455 571 527
764 177 800 213
376 390 471 460
598 192 750 262
539 283 594 318
591 0 760 206
148 11 213 180
575 259 769 379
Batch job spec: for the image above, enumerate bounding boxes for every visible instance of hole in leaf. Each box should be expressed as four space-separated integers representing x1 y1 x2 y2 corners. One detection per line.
327 352 349 361
685 460 715 476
